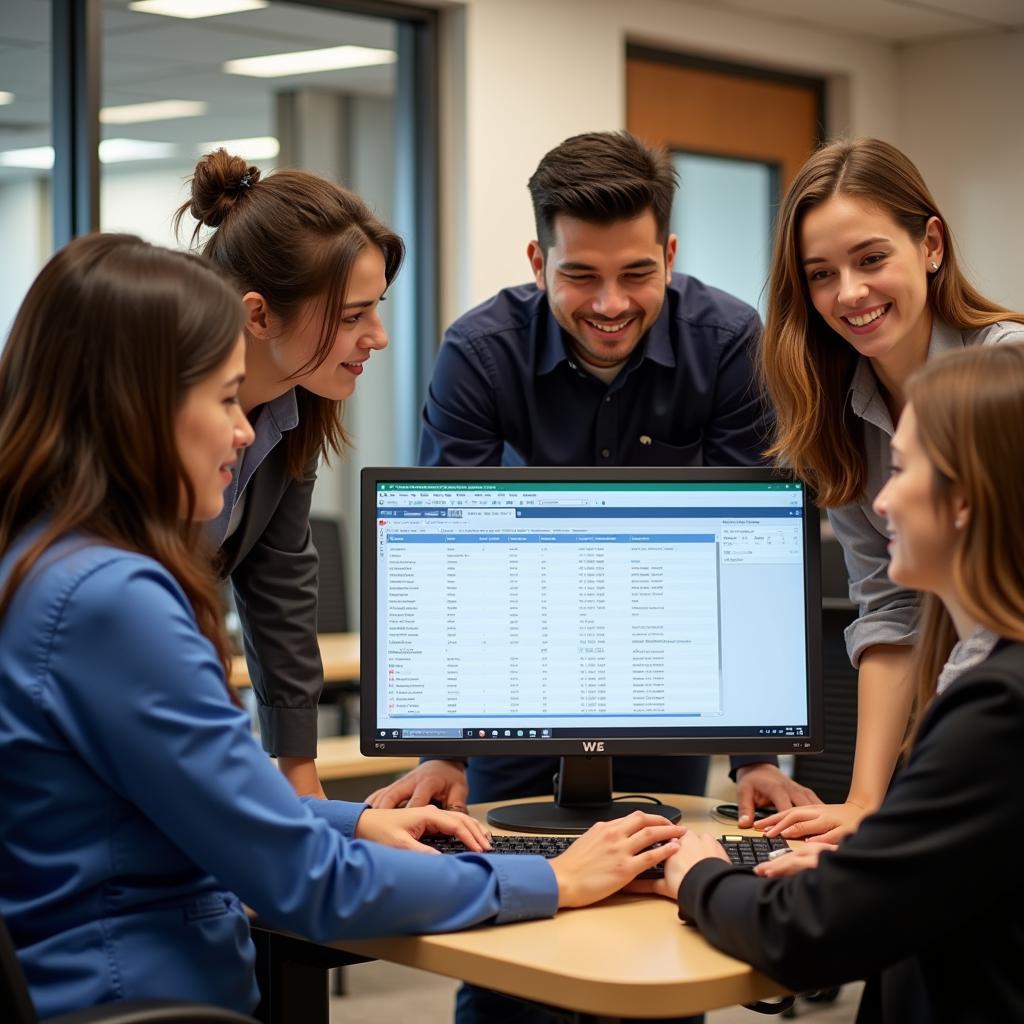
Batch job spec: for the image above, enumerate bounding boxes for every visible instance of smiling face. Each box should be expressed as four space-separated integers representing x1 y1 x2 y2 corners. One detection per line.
175 335 255 522
272 244 389 401
872 403 960 596
800 196 943 366
528 210 676 370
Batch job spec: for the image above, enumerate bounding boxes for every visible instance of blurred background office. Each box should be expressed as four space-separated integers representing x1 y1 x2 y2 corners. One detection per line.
2 0 1022 625
3 3 1020 1019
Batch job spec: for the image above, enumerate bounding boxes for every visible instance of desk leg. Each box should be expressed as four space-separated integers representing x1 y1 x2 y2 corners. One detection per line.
251 925 370 1024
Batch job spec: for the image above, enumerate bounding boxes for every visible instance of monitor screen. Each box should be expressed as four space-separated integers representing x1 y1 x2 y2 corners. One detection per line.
360 467 822 831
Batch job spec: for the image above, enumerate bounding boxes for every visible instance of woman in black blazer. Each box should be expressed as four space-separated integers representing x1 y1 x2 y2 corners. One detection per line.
177 150 402 796
638 343 1024 1023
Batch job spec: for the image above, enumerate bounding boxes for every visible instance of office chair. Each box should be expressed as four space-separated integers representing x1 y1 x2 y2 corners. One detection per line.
792 521 858 802
1 915 257 1024
309 515 349 634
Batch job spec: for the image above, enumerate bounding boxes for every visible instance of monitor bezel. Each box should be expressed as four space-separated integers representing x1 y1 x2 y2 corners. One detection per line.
360 465 823 758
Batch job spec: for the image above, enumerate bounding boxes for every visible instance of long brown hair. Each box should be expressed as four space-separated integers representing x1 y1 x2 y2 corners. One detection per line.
760 137 1024 507
175 149 405 478
0 233 244 682
903 344 1024 738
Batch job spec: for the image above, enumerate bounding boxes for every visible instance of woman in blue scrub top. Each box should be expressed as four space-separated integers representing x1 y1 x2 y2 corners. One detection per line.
0 234 684 1019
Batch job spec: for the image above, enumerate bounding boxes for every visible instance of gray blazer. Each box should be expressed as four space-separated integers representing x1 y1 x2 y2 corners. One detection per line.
219 445 323 759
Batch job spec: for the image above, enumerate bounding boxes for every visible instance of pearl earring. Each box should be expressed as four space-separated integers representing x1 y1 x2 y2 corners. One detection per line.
929 260 940 273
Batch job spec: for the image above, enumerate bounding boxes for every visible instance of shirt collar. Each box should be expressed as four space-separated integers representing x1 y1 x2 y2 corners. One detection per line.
265 387 300 433
205 388 300 548
536 293 675 376
848 317 965 433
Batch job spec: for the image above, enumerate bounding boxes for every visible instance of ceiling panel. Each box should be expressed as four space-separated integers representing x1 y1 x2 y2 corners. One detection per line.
920 0 1024 25
0 44 51 104
0 0 50 46
103 0 394 48
680 0 1021 41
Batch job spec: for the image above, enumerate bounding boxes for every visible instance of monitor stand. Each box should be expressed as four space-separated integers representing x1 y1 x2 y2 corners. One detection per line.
485 755 682 834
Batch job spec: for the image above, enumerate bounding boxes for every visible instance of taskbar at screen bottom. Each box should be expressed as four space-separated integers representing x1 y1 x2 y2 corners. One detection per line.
372 724 809 741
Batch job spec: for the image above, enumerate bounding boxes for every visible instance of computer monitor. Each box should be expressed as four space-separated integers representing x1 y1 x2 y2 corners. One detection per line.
361 466 822 833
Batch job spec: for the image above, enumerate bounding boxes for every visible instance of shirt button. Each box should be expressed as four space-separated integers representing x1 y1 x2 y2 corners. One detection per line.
600 448 611 459
604 395 612 403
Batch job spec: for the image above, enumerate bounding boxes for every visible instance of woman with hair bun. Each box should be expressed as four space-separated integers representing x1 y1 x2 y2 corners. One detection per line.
752 138 1024 845
176 150 401 796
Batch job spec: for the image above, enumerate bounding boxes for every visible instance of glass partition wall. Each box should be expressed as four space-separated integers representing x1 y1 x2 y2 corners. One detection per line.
0 0 52 341
0 0 438 633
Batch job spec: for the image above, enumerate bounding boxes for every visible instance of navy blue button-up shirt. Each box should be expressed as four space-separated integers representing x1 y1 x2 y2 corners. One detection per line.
419 273 768 469
418 273 773 798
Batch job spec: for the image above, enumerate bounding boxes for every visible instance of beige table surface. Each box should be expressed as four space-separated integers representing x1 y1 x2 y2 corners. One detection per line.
331 793 791 1019
230 632 359 687
314 735 418 781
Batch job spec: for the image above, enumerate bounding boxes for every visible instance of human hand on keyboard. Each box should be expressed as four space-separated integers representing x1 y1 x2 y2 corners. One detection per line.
754 800 866 844
626 830 730 900
548 811 685 909
364 759 469 811
355 805 492 854
753 840 837 879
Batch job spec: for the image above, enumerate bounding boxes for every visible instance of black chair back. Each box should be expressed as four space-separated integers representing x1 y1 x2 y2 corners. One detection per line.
310 516 349 633
0 914 37 1024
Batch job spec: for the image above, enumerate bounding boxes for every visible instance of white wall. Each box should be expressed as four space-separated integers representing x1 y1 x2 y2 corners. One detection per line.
100 165 198 248
440 0 900 324
0 178 50 342
899 32 1024 311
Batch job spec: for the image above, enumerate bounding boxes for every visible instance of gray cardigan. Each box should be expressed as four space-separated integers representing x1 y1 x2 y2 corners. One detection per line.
828 318 1024 666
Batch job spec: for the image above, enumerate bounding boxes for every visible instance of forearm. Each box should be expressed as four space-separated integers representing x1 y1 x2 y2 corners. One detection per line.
846 644 914 811
279 756 325 799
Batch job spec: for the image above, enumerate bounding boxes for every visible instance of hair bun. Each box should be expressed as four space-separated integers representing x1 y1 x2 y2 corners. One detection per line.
188 149 262 228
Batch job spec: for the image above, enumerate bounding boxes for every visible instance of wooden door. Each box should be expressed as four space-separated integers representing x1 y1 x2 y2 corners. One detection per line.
627 49 824 192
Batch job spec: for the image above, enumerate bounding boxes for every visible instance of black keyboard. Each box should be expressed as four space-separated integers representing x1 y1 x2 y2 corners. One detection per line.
422 832 791 878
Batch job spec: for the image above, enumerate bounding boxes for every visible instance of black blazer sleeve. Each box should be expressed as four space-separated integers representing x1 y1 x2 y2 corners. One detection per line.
224 452 324 759
678 656 1024 997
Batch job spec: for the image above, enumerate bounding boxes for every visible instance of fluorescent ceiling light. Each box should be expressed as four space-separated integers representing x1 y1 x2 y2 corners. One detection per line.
0 92 14 106
101 99 208 124
224 45 396 79
0 146 53 169
0 139 178 170
198 136 279 160
99 138 179 163
128 0 268 18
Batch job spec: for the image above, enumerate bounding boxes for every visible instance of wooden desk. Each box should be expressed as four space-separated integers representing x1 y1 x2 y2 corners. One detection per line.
314 735 417 782
328 793 790 1020
230 632 359 688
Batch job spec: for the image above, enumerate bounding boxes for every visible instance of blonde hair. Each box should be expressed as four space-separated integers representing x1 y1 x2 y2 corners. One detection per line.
759 137 1024 507
903 344 1024 738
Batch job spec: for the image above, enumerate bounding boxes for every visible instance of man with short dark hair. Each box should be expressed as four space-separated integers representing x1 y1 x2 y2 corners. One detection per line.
371 130 815 822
